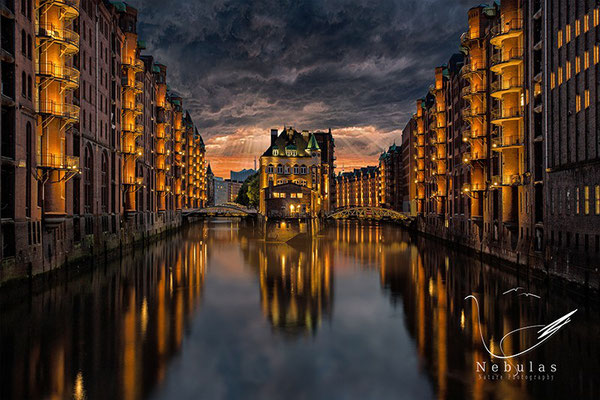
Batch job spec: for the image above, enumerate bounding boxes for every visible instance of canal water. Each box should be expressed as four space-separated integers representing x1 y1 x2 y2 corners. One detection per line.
1 220 598 400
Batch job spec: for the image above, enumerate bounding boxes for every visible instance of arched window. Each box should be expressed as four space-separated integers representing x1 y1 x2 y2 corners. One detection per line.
84 145 93 214
267 164 274 174
284 165 290 174
27 35 32 59
21 0 25 14
21 30 26 55
277 164 283 174
101 152 108 213
27 75 32 99
21 71 26 96
293 165 298 174
300 165 307 174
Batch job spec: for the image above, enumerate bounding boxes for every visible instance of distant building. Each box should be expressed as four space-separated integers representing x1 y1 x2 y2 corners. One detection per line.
213 177 229 205
335 167 380 209
206 164 215 206
227 180 244 203
230 168 256 183
259 127 334 218
379 144 403 211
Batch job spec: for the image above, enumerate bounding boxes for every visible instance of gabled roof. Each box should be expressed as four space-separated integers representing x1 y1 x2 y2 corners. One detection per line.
262 128 316 157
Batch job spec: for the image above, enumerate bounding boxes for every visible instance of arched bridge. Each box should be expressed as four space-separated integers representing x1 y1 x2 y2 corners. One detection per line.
328 207 412 222
183 204 258 218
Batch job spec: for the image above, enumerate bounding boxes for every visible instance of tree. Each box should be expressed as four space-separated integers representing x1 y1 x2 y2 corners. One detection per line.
235 172 259 208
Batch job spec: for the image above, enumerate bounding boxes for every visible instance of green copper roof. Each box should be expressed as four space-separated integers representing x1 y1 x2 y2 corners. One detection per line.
111 2 127 12
152 64 160 73
307 134 320 150
285 144 297 150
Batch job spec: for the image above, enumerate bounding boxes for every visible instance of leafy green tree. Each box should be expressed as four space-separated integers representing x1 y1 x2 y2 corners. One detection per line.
235 172 259 208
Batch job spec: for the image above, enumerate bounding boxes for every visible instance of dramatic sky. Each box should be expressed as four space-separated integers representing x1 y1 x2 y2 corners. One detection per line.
128 0 474 177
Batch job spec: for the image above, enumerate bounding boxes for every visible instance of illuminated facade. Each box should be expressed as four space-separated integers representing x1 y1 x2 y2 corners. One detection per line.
404 1 600 275
259 127 334 218
335 167 380 209
0 1 207 284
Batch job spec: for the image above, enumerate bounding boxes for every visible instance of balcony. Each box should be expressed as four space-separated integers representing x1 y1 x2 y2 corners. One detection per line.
463 151 486 164
463 107 485 120
490 19 523 46
123 176 144 186
491 174 523 187
491 134 524 150
37 100 80 122
491 106 523 124
123 57 144 72
122 145 143 157
122 79 143 93
461 126 486 142
37 63 80 89
490 77 522 98
37 153 80 170
491 48 523 72
39 0 80 20
460 30 480 45
122 101 143 115
462 182 486 193
460 63 485 77
37 24 80 54
122 123 144 136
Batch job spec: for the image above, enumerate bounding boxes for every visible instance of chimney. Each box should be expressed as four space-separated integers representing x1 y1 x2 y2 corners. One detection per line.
271 129 278 145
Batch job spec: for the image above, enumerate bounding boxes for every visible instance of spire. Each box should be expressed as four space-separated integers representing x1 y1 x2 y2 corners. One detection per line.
307 133 320 150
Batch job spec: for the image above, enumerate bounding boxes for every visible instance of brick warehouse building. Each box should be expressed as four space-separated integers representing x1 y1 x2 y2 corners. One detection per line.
400 1 600 282
0 0 207 283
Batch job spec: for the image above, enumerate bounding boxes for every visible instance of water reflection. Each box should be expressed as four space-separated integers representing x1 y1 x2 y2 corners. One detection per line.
0 228 207 400
0 220 598 400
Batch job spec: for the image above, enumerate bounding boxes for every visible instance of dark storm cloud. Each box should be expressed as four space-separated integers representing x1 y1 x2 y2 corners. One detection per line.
127 0 473 160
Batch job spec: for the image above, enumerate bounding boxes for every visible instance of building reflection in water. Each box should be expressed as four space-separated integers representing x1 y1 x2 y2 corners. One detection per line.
365 221 600 400
0 226 207 400
0 220 598 400
244 238 334 337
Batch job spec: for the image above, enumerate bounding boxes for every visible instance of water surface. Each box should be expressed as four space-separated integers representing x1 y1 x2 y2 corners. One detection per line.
1 220 598 399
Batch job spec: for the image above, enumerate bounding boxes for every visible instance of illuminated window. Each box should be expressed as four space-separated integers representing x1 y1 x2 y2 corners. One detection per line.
297 193 303 198
558 66 563 84
566 61 571 79
596 186 600 214
584 14 589 32
551 72 556 89
585 186 590 215
585 90 590 108
290 193 297 198
595 45 599 64
595 9 599 26
576 95 581 112
557 30 563 47
585 51 590 69
576 188 580 214
565 24 571 43
575 56 580 73
575 20 580 36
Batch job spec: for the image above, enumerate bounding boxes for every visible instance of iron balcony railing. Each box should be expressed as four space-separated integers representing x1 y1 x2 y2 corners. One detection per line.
491 19 523 38
37 153 80 170
122 101 143 114
491 48 524 67
491 106 523 121
491 134 524 149
123 57 144 71
37 100 80 121
491 174 523 187
490 77 522 94
123 176 144 185
37 24 80 51
36 62 80 88
122 145 143 157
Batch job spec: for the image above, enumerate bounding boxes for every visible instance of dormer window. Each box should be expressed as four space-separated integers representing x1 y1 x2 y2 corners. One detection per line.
273 149 279 156
286 149 297 157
